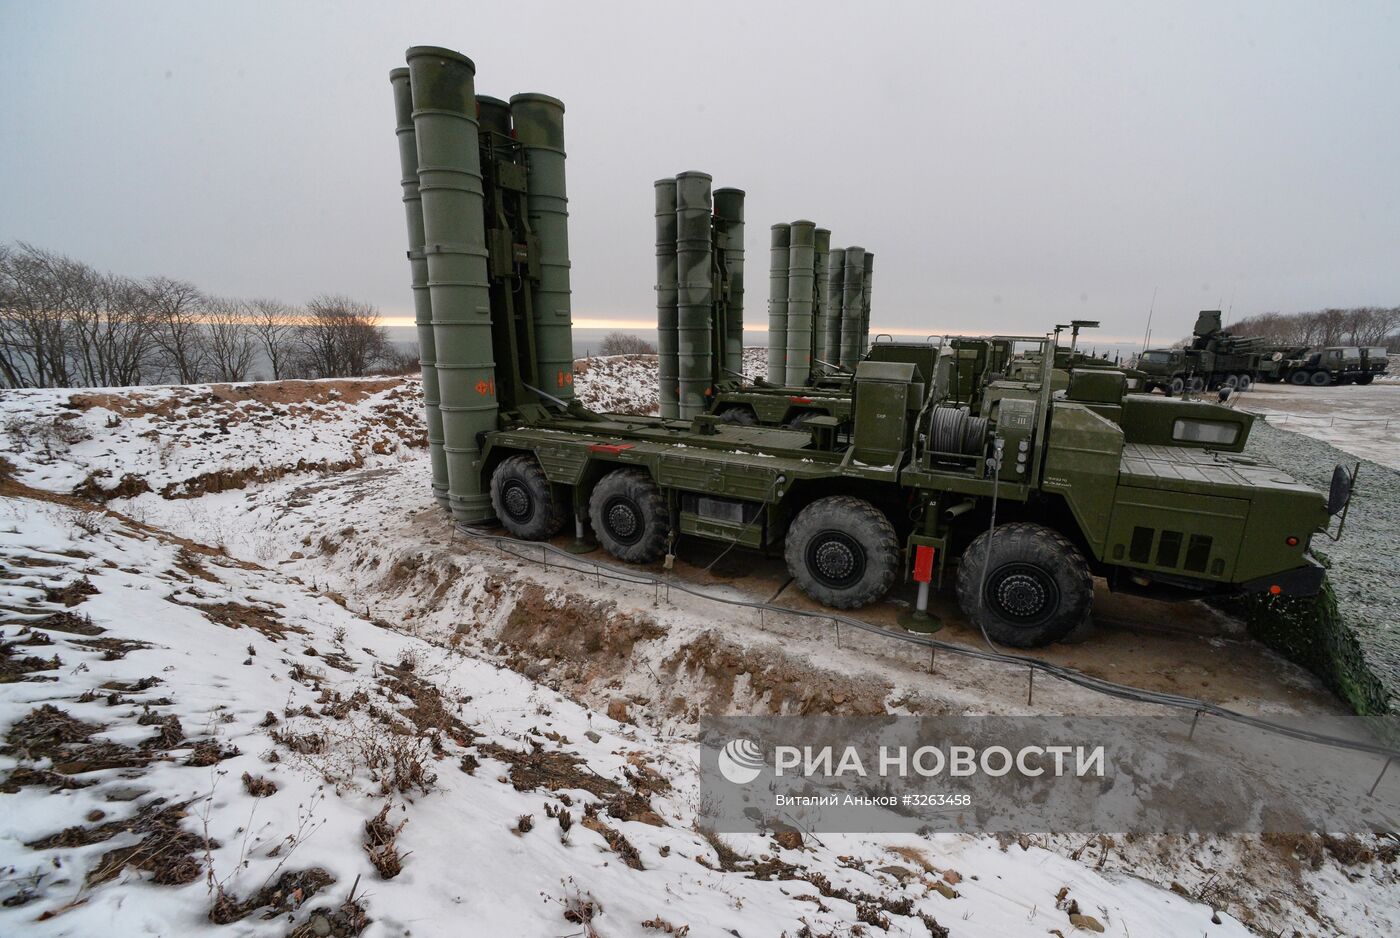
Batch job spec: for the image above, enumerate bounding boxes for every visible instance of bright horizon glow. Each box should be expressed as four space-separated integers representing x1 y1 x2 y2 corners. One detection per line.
380 314 1145 346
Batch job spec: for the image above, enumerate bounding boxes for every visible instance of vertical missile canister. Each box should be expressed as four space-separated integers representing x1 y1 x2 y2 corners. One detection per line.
784 220 817 387
767 224 791 386
811 228 831 366
390 67 450 511
406 46 496 524
713 187 745 380
509 93 575 400
475 95 512 139
860 251 875 353
823 247 846 372
674 171 713 418
839 245 866 369
654 178 680 419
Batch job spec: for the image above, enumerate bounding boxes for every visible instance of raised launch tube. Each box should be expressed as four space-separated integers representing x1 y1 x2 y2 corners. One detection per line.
784 220 816 386
406 46 496 523
654 179 679 418
475 95 511 138
823 247 846 372
390 67 449 510
839 245 866 369
674 171 713 418
767 224 791 386
509 93 575 399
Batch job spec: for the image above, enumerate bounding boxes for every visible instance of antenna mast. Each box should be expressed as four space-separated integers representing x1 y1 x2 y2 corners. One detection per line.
1140 285 1158 354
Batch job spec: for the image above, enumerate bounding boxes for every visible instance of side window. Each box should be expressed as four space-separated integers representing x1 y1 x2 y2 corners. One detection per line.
1172 419 1239 446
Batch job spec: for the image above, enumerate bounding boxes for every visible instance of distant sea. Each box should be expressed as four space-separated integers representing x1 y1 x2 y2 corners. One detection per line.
385 325 1143 364
387 325 744 361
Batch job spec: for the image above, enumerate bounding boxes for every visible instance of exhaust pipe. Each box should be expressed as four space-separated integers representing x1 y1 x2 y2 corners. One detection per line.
674 171 713 418
510 93 575 400
767 223 791 386
654 178 679 418
406 45 496 524
390 67 450 510
785 220 817 387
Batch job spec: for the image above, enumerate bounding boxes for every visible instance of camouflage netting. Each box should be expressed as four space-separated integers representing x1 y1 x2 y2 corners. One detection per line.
1219 421 1400 716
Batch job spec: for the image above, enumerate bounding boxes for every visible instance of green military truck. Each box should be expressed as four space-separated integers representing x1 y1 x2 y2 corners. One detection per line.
390 45 1351 649
1004 321 1150 394
482 341 1345 648
1136 311 1271 393
1278 346 1390 386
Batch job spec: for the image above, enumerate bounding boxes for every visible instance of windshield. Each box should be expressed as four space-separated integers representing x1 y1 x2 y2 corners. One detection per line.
1140 351 1173 364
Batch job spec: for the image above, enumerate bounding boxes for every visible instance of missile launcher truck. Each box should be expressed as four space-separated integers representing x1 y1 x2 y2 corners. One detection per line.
656 178 872 429
390 46 1353 648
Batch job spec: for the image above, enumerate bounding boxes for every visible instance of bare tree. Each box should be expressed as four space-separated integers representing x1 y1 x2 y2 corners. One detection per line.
0 242 79 387
380 342 421 375
147 276 207 383
296 294 389 378
204 296 258 382
70 271 159 387
1226 306 1400 350
598 331 657 356
247 297 299 380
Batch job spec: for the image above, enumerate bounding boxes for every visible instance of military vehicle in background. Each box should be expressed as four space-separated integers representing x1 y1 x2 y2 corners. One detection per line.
689 211 878 428
390 45 1351 648
1135 310 1274 393
1248 343 1313 383
1004 320 1149 392
1275 346 1390 386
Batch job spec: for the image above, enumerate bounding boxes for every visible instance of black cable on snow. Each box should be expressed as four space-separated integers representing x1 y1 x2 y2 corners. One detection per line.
455 523 1400 761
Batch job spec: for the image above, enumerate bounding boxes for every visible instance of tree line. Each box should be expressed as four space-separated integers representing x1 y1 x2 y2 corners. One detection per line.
0 242 417 389
1227 306 1400 349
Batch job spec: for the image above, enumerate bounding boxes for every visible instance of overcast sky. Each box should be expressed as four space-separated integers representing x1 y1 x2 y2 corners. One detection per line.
2 1 1397 345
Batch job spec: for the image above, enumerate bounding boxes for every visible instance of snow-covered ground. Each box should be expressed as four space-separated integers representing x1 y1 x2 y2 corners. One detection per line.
3 367 1398 937
1233 381 1400 471
573 349 769 416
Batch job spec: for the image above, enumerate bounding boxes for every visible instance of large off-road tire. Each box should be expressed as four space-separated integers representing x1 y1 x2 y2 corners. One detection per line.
719 407 758 426
785 411 817 430
1187 376 1205 392
785 496 899 609
1357 375 1375 385
955 522 1092 648
1310 370 1332 386
588 469 669 564
1237 374 1253 391
1168 376 1185 395
1224 374 1240 389
490 455 566 541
